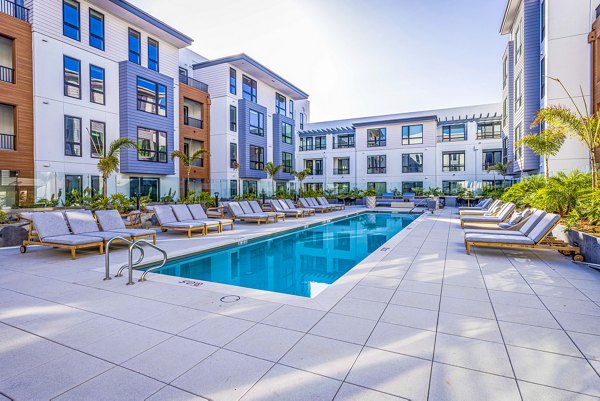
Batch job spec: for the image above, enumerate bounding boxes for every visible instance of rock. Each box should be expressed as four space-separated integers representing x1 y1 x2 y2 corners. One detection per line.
0 225 28 247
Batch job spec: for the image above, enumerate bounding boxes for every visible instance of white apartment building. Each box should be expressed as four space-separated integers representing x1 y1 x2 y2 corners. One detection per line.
298 104 505 196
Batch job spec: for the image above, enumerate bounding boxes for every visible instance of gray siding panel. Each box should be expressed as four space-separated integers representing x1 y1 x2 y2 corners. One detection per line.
238 99 268 179
522 0 541 172
273 113 295 181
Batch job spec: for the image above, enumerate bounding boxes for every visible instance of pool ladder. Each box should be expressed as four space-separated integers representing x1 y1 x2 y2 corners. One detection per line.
104 237 167 285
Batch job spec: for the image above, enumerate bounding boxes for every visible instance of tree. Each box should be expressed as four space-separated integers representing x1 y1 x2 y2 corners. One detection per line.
291 168 311 195
516 124 566 179
263 162 284 196
171 148 210 198
93 137 136 199
488 162 512 188
231 161 241 198
534 77 600 189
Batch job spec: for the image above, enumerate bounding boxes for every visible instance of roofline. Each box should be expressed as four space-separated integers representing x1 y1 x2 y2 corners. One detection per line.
192 53 309 99
352 115 438 128
109 0 193 45
500 0 519 34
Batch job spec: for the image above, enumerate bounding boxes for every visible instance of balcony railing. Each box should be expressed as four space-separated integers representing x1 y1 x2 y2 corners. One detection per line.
367 167 386 174
333 168 350 175
179 74 209 92
332 141 355 149
184 116 203 129
0 133 15 150
476 132 502 140
0 65 14 83
0 0 29 22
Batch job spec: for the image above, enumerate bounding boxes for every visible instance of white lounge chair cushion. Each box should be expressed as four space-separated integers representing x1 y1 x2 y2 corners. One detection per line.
528 213 560 243
163 221 207 228
95 210 127 231
65 210 100 234
517 210 546 236
248 201 264 213
464 233 535 245
31 212 71 239
461 216 503 223
464 228 523 236
239 202 254 214
187 204 208 220
42 234 104 245
154 205 178 224
228 202 244 216
111 228 156 237
181 219 220 227
80 231 130 241
172 205 195 222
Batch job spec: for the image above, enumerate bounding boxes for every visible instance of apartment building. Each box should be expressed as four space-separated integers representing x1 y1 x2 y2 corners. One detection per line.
298 104 505 195
192 54 310 197
500 0 594 177
29 0 193 202
0 0 33 207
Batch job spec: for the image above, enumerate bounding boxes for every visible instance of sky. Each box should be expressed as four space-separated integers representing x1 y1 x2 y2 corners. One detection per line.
130 0 508 123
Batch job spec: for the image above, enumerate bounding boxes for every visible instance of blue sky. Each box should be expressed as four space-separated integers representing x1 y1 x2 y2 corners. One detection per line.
131 0 508 122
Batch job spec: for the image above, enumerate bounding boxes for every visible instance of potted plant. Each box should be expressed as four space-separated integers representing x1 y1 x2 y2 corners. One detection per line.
363 188 377 208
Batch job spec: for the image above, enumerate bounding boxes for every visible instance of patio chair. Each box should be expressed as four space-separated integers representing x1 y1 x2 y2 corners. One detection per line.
317 197 344 211
171 204 221 234
308 197 333 212
248 200 284 222
64 210 133 244
459 199 502 215
269 199 306 218
464 213 583 261
227 202 270 224
94 210 157 244
299 198 328 213
187 204 234 231
284 199 315 216
21 211 104 260
463 209 543 237
458 198 492 211
460 203 516 228
153 205 208 237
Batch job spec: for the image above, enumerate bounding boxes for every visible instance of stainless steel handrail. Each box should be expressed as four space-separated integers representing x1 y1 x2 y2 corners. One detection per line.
104 236 144 280
126 239 168 285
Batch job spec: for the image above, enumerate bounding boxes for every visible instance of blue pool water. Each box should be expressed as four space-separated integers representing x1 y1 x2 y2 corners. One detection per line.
150 212 418 297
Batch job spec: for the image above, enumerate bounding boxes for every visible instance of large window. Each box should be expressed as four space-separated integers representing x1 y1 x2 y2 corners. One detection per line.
229 68 237 94
89 9 104 50
90 120 105 158
148 38 159 72
402 124 423 145
402 153 423 173
249 146 264 170
333 134 354 149
333 158 350 175
304 159 323 175
367 155 386 174
541 0 545 42
300 137 312 151
230 105 237 132
183 98 202 128
502 56 508 88
65 175 82 200
300 113 304 130
249 110 264 136
540 57 545 99
137 77 166 116
243 180 258 194
367 182 387 196
230 142 238 168
282 122 293 144
242 75 257 102
183 139 204 167
442 125 466 142
515 73 522 110
367 128 386 147
503 98 508 127
130 177 160 202
402 181 423 194
442 152 465 172
90 65 105 104
276 93 286 115
334 182 350 194
315 136 326 150
515 21 522 61
514 123 523 160
305 183 323 192
483 149 502 169
64 116 81 157
137 128 167 163
0 104 15 150
91 175 101 196
477 122 501 139
289 100 294 119
442 181 464 196
282 152 293 173
63 56 81 98
230 180 238 198
128 29 141 64
63 0 80 41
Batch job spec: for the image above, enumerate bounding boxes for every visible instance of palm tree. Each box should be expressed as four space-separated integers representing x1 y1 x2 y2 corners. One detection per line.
291 168 311 195
263 162 284 196
516 123 566 179
534 77 600 189
171 148 210 198
488 162 512 188
94 137 136 199
231 161 241 198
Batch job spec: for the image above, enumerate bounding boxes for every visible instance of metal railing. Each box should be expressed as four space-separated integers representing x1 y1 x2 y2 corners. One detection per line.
476 132 502 140
0 0 29 22
183 116 203 128
179 74 209 92
0 65 14 83
103 237 167 285
0 133 15 150
333 168 350 175
332 141 355 149
104 236 144 281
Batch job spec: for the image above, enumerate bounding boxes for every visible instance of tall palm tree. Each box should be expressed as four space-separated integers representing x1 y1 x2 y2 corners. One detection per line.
516 124 566 179
264 162 284 196
291 168 311 195
171 148 210 197
94 137 136 199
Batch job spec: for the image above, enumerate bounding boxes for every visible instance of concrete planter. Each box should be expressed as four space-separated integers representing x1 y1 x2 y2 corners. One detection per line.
366 196 376 209
553 225 600 264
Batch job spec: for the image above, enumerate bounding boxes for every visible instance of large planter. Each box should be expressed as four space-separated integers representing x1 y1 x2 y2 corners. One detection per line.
365 196 376 209
553 225 599 264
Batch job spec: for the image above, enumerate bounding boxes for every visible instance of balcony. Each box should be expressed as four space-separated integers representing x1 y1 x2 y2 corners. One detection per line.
0 65 14 83
367 167 386 174
0 0 29 22
476 132 502 140
179 74 209 92
0 133 15 150
184 116 203 129
333 168 350 175
332 141 355 149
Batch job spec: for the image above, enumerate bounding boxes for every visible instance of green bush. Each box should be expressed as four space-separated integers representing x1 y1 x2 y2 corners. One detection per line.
501 174 547 208
182 191 215 207
567 190 600 228
108 193 133 214
0 210 8 224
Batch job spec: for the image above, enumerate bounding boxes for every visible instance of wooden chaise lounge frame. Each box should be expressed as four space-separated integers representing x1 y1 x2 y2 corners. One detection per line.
21 223 104 260
228 202 270 225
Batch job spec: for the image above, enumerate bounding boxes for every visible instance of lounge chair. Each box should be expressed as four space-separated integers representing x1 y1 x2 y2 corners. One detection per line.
171 204 221 234
21 211 104 259
153 205 208 237
65 210 133 244
94 210 157 244
269 199 306 218
299 198 328 213
187 204 234 231
459 199 502 215
463 209 543 237
248 200 284 222
308 197 334 212
464 213 583 261
317 197 344 211
227 202 271 224
460 203 516 228
458 198 492 211
283 199 315 216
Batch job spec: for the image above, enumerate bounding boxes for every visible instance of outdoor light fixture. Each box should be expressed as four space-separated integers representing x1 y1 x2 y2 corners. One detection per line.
214 192 219 207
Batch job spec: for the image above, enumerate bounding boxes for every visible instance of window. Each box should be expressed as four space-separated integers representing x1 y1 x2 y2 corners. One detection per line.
299 137 312 151
228 67 237 94
183 139 204 167
333 134 354 149
442 125 466 142
130 177 160 201
249 146 264 170
243 180 258 195
367 128 386 147
304 159 323 175
477 122 501 139
541 0 545 42
367 155 386 174
137 77 167 116
276 93 286 115
0 104 15 150
0 36 14 84
334 182 350 194
442 152 465 172
483 180 505 190
515 73 522 110
90 120 105 158
503 98 508 127
63 0 80 41
333 158 350 175
514 123 523 160
515 21 522 61
305 183 323 192
63 56 81 98
64 116 81 157
282 152 293 173
148 38 159 72
242 75 257 102
442 181 464 196
230 142 238 168
128 29 141 64
402 153 423 173
230 105 237 132
91 175 101 196
315 136 326 150
502 56 508 88
367 182 387 196
300 112 304 130
137 128 167 163
249 110 264 136
90 65 105 104
89 9 104 50
65 175 82 200
183 98 202 128
402 124 423 145
540 57 545 99
179 67 188 80
289 100 294 118
402 181 423 194
502 136 509 164
483 149 502 169
230 180 238 198
282 122 293 144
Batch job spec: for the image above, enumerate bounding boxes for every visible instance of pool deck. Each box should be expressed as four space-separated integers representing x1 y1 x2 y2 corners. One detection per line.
1 207 600 400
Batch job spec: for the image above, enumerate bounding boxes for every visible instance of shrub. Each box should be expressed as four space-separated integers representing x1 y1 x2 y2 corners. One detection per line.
182 191 215 207
501 174 547 208
108 193 133 214
0 210 7 224
530 171 591 215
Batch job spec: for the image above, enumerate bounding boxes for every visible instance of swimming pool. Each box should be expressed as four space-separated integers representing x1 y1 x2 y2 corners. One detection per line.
149 212 418 297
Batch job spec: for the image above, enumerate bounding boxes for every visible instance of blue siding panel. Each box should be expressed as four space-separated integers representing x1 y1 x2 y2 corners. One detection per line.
505 41 516 172
238 99 268 179
273 113 295 181
522 0 541 172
